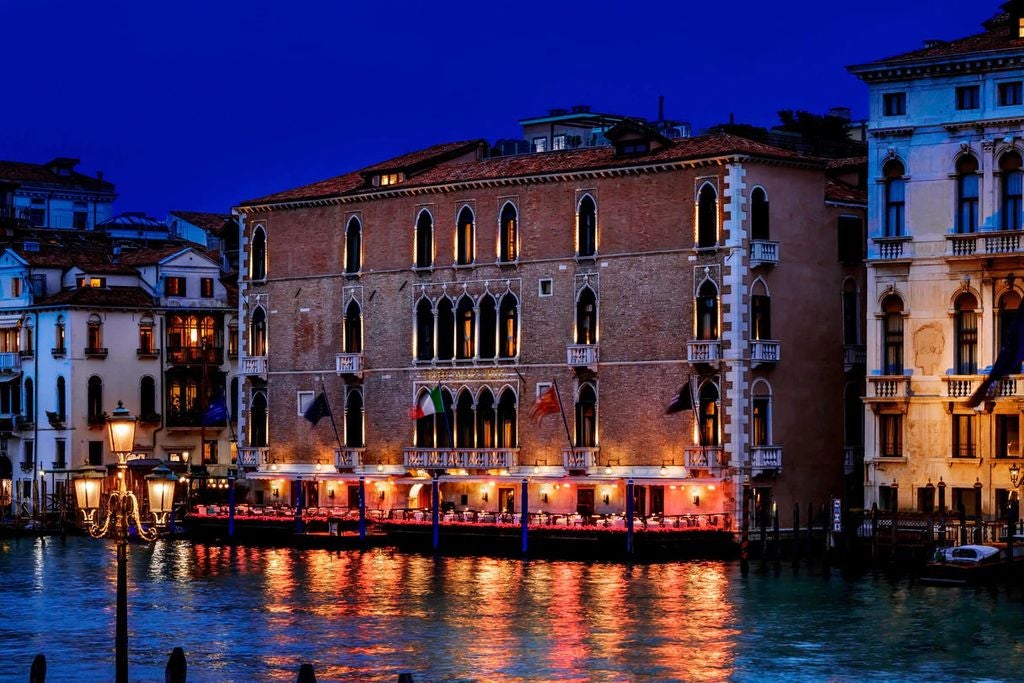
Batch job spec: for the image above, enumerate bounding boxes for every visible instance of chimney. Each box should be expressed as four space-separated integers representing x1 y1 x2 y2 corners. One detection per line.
658 95 665 122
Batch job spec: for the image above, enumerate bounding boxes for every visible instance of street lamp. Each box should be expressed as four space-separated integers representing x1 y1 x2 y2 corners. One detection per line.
1010 462 1022 489
73 401 175 683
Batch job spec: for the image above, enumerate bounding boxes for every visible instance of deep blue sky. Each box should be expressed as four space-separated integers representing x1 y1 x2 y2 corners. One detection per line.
0 1 996 217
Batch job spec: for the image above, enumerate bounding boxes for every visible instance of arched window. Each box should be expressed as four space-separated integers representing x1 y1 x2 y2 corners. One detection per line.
138 315 155 354
456 206 475 265
751 382 771 447
54 316 65 354
249 307 267 357
456 296 475 359
415 209 433 268
415 298 434 360
697 183 718 248
696 281 719 340
575 383 597 447
344 217 361 274
345 389 364 448
140 376 156 419
344 300 362 354
499 294 518 358
497 388 517 448
435 388 454 448
250 226 267 280
249 391 268 447
23 377 33 422
576 287 598 345
87 376 103 423
499 203 518 263
478 295 497 360
86 314 103 352
883 160 906 237
577 195 596 257
843 279 860 345
751 282 771 341
56 376 66 422
751 187 770 241
998 290 1022 355
699 382 720 447
954 292 978 375
956 155 979 234
455 389 475 448
436 298 455 361
1002 151 1023 230
882 295 904 375
476 388 495 447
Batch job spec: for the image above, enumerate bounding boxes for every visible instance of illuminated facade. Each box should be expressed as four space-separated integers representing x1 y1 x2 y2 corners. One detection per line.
849 1 1024 515
235 121 865 530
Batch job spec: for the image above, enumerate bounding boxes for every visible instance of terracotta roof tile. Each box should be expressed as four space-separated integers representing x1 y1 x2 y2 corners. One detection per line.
169 210 235 236
825 177 866 205
38 286 154 308
0 160 114 193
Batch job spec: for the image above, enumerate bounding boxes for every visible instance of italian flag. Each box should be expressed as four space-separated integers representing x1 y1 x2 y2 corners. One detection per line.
408 386 443 420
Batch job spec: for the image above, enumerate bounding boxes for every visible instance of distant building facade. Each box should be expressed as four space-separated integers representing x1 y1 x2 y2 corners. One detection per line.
234 117 865 529
0 158 115 230
849 1 1024 516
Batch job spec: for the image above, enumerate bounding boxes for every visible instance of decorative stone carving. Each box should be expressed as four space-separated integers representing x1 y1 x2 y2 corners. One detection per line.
913 323 944 376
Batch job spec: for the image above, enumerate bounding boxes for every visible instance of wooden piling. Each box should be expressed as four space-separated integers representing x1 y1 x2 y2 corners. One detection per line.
772 503 781 574
398 674 415 683
740 492 749 577
821 502 831 578
165 647 187 683
30 654 46 683
792 503 801 572
297 663 317 683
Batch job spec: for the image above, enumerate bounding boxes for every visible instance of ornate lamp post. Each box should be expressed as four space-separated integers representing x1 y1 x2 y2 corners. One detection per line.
73 401 175 683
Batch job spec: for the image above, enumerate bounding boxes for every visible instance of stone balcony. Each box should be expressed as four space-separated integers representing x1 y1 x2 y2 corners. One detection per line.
750 340 780 366
684 446 722 471
687 340 721 364
749 239 779 267
867 374 911 399
872 235 912 261
335 353 363 376
751 445 782 475
567 344 598 371
237 446 269 468
239 356 268 377
334 447 364 470
946 230 1024 259
562 447 600 471
403 447 518 471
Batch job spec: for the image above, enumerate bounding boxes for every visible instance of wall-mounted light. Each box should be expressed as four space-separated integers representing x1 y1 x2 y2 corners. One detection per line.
482 492 489 502
379 490 386 500
377 463 385 473
327 487 335 498
272 487 280 498
602 493 610 505
693 494 700 507
542 493 549 503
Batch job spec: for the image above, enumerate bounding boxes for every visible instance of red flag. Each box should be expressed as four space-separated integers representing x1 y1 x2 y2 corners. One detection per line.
529 385 561 423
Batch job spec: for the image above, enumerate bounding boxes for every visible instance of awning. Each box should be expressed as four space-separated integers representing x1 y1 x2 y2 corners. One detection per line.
0 315 23 328
0 374 21 383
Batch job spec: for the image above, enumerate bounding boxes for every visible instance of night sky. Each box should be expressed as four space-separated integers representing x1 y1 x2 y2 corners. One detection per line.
1 1 995 217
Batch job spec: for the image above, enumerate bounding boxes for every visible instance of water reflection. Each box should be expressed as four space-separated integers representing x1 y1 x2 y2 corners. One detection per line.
2 537 1024 681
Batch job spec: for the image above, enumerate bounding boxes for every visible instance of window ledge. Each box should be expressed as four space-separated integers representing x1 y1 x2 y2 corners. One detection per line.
947 456 982 464
84 348 108 359
496 259 519 268
412 265 434 274
692 245 719 254
866 455 907 464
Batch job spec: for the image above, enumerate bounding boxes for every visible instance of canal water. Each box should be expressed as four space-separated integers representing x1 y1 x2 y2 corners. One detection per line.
1 537 1023 682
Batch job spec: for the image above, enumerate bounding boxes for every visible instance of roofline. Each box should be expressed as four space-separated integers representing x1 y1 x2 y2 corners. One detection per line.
516 111 629 126
236 152 823 214
848 46 1024 80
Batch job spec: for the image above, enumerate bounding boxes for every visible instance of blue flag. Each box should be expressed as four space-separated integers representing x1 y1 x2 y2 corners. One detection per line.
202 396 229 426
967 307 1024 407
303 391 331 426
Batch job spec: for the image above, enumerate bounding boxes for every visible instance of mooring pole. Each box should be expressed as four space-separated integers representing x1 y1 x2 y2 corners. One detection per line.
520 478 529 556
626 479 635 556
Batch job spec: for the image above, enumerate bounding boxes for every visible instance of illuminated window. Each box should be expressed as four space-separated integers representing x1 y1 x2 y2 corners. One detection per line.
377 173 401 186
10 278 20 297
575 287 597 345
954 293 978 375
414 209 433 269
752 386 771 447
497 388 517 448
552 134 567 151
882 92 906 116
882 295 904 375
456 206 475 265
696 281 719 340
499 294 518 358
456 295 474 359
76 276 106 288
249 307 267 357
952 413 976 458
200 278 214 298
138 317 154 354
751 288 771 341
54 317 65 354
699 383 720 447
476 388 495 448
532 137 547 153
997 414 1020 458
86 314 103 351
498 203 518 263
165 277 186 297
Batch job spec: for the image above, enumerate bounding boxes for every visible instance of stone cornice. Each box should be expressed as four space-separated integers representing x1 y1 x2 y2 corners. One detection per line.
237 154 822 215
850 51 1024 83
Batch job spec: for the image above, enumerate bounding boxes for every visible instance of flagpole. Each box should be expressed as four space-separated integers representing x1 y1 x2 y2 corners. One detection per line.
319 379 346 458
552 378 575 455
436 382 454 451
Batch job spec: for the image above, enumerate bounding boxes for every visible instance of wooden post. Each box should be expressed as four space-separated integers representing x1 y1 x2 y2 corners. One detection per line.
740 488 750 576
297 663 316 682
398 674 415 683
758 502 767 574
520 478 528 556
821 502 831 578
358 476 366 543
792 502 801 572
30 654 45 683
431 473 440 552
1008 498 1018 564
772 502 781 574
626 479 635 556
870 503 878 565
165 647 187 683
959 503 967 546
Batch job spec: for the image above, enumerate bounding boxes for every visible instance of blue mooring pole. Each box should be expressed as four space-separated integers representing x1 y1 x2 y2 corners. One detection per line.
358 476 366 541
521 478 529 556
626 478 635 555
432 473 440 551
227 467 237 539
294 476 304 534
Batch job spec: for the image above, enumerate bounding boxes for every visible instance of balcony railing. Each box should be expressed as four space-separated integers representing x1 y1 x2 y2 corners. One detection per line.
947 230 1024 258
751 445 782 474
237 447 269 468
84 347 108 359
335 353 363 375
941 374 980 398
166 346 223 365
403 447 518 470
843 344 866 371
873 235 912 260
239 356 268 376
334 447 364 469
0 352 20 371
750 340 780 365
684 446 722 470
844 446 864 476
567 344 598 369
868 374 911 398
749 240 779 267
687 340 721 364
562 447 600 471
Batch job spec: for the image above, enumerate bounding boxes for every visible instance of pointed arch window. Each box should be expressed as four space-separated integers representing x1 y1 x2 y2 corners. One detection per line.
697 184 718 248
415 298 435 361
499 294 519 358
954 292 978 375
249 391 268 447
476 388 495 447
456 206 475 265
497 388 517 448
576 287 598 345
478 295 497 360
415 210 434 269
436 298 455 361
345 217 362 274
250 226 267 280
345 388 364 448
699 383 720 447
1001 151 1023 231
575 383 597 447
751 187 770 240
499 203 518 263
343 300 362 354
140 376 156 420
435 388 454 448
751 383 771 447
696 281 719 340
456 296 475 359
882 295 904 375
54 316 65 355
455 390 475 448
577 195 596 258
883 160 906 237
956 155 979 234
249 307 267 357
87 376 103 424
751 285 771 341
